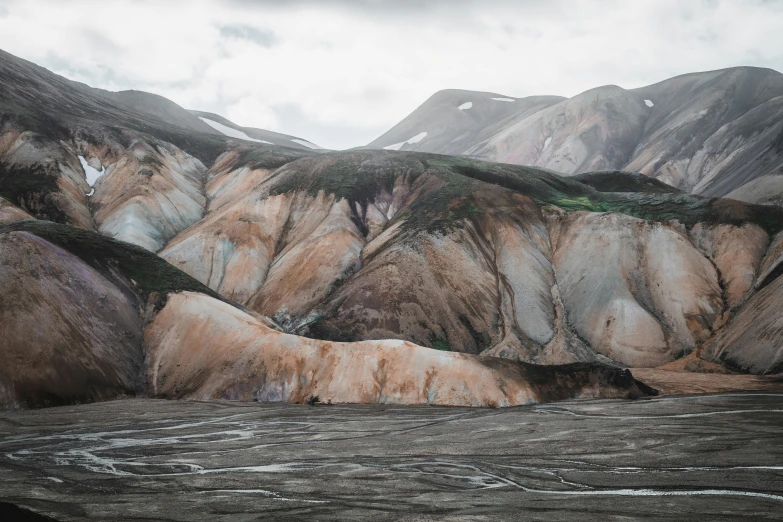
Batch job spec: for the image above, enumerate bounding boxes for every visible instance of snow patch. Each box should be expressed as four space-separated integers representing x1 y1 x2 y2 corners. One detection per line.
291 138 322 149
458 102 473 111
198 117 272 144
543 136 552 149
78 155 105 195
407 132 427 144
384 132 428 151
644 99 654 108
491 97 515 102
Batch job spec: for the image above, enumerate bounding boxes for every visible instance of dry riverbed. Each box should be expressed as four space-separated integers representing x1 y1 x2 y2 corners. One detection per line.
1 394 782 520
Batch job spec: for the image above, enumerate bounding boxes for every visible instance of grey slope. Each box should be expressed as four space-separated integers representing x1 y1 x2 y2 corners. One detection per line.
371 67 783 204
100 89 221 136
0 48 321 164
368 89 564 155
190 110 322 151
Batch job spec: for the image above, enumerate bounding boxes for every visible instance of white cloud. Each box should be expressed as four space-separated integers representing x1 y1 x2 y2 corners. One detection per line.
224 97 280 131
0 0 781 150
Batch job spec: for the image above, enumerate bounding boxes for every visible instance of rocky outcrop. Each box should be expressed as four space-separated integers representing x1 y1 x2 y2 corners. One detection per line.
0 197 33 223
0 48 314 252
156 151 779 371
0 123 210 251
552 212 724 367
689 223 768 308
0 125 94 228
702 227 783 375
703 273 783 375
0 222 654 409
0 231 143 409
145 292 653 407
88 137 207 251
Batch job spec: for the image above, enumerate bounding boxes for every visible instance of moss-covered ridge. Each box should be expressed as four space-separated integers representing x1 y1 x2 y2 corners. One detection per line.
0 220 225 302
262 150 783 235
571 170 683 194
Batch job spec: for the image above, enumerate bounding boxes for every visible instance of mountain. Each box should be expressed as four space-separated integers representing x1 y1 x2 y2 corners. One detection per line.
155 149 783 374
0 219 653 409
0 48 316 250
2 48 783 409
191 110 322 150
369 67 783 205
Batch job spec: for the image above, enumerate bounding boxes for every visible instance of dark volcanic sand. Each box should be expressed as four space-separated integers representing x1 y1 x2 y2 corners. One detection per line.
0 394 782 521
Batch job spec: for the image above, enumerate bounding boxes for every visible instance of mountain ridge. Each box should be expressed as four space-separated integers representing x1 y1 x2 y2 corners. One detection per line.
2 47 783 410
369 66 783 206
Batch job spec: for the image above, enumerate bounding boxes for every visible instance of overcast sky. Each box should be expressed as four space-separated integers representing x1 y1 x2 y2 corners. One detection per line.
1 0 781 149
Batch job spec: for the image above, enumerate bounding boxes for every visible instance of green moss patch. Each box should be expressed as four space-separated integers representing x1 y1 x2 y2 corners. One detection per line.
0 162 68 223
0 220 226 304
572 170 683 194
260 149 783 236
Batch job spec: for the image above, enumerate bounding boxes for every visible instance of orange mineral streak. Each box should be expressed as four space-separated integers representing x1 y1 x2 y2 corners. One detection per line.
145 292 539 407
0 198 34 223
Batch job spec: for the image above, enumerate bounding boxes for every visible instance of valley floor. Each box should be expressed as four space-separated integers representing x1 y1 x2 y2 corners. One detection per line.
1 395 782 521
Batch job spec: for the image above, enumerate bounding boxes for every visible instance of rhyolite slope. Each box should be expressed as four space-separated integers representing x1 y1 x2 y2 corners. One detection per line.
158 149 783 371
0 221 653 409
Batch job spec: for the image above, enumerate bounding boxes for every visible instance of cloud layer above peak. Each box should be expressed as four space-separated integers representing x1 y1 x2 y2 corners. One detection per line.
1 0 781 149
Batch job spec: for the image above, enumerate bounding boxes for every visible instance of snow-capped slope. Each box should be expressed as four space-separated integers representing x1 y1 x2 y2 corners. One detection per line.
368 89 564 156
199 117 272 144
369 67 783 203
189 110 323 151
383 131 428 151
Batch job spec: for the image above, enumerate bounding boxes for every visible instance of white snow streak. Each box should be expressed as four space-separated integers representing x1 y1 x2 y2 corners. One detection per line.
491 97 515 102
544 137 552 148
198 117 272 144
78 155 105 196
458 102 473 110
384 132 428 151
644 99 654 107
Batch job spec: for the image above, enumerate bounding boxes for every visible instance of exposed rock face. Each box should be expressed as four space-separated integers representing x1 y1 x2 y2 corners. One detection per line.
145 292 652 407
2 46 783 409
703 228 783 375
467 86 650 173
0 123 212 251
0 125 94 228
156 150 780 371
0 48 315 251
552 212 723 367
89 137 207 251
689 223 768 308
0 222 653 410
703 274 783 375
0 197 32 223
727 175 783 206
370 67 783 203
0 231 143 409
